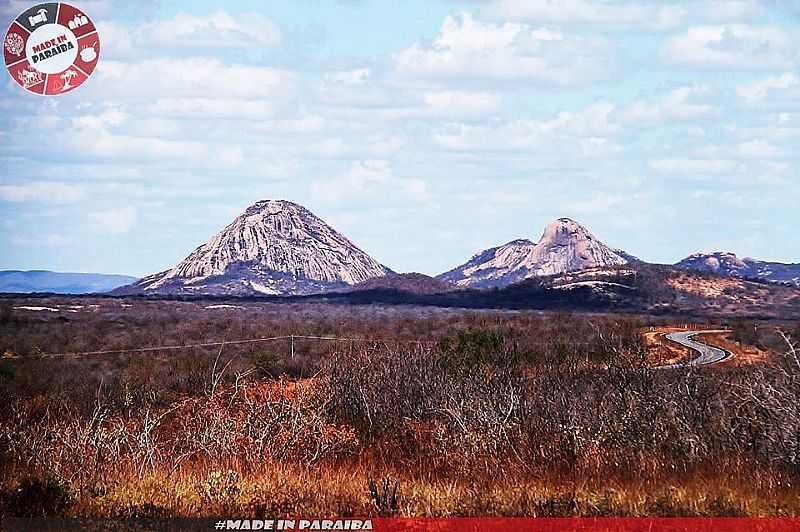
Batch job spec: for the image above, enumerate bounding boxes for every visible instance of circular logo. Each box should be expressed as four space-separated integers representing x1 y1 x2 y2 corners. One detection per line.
4 3 100 96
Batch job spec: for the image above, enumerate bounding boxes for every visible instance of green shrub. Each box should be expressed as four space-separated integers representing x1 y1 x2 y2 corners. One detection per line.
253 350 278 377
438 328 514 368
0 359 13 381
730 319 759 346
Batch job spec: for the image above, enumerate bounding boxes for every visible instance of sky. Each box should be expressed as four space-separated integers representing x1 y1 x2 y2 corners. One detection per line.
1 0 799 277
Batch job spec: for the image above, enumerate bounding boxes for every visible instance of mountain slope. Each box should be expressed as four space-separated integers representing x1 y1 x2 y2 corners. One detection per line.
301 263 800 319
438 218 629 288
0 270 137 294
116 200 391 296
676 252 800 287
338 273 456 294
437 239 537 289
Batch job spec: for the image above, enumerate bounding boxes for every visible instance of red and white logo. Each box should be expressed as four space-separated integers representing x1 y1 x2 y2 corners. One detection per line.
4 2 100 96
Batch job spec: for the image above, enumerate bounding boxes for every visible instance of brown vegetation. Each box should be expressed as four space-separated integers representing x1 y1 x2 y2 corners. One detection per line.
667 275 745 298
1 297 799 518
643 328 692 366
661 270 800 316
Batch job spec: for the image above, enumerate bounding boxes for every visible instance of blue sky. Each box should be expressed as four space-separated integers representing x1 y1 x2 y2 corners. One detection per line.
1 0 799 277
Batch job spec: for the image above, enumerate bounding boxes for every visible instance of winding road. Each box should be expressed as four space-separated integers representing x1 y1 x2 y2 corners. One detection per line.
658 330 732 369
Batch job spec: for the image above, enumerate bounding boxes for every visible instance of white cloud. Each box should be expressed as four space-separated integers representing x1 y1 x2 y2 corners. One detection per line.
737 73 800 102
146 98 276 120
325 68 371 86
761 0 800 16
317 79 404 111
0 182 84 203
545 103 620 136
724 113 800 147
394 12 612 85
19 106 232 167
430 86 715 154
308 137 404 159
141 10 281 49
97 10 280 58
423 91 500 116
663 25 796 69
65 125 214 163
649 158 741 174
483 0 687 30
483 0 762 28
93 58 294 100
310 160 429 205
251 114 326 134
432 103 623 158
706 1 763 22
3 2 800 277
94 21 136 59
617 86 716 124
692 144 727 159
71 108 130 130
90 206 138 234
737 139 780 158
3 56 298 171
571 193 629 215
317 75 501 120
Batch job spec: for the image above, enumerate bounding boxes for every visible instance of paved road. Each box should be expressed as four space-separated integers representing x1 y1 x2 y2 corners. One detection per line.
658 330 732 369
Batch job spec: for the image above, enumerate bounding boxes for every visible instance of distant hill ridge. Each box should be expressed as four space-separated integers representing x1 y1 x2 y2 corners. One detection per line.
0 270 136 294
675 251 800 287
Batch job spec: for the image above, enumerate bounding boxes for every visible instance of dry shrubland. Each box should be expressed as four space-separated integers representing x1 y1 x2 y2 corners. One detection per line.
1 297 799 518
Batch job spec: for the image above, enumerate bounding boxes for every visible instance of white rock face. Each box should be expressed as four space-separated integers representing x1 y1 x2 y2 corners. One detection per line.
456 239 538 287
120 200 391 296
438 218 629 288
525 218 628 276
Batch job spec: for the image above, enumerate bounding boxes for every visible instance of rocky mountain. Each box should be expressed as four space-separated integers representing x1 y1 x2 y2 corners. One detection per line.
115 200 391 296
676 252 800 287
0 270 137 294
437 218 629 289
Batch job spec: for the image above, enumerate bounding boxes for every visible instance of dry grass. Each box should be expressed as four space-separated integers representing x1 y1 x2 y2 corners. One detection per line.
3 443 797 518
704 332 770 367
4 364 800 518
38 470 800 518
2 298 800 518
